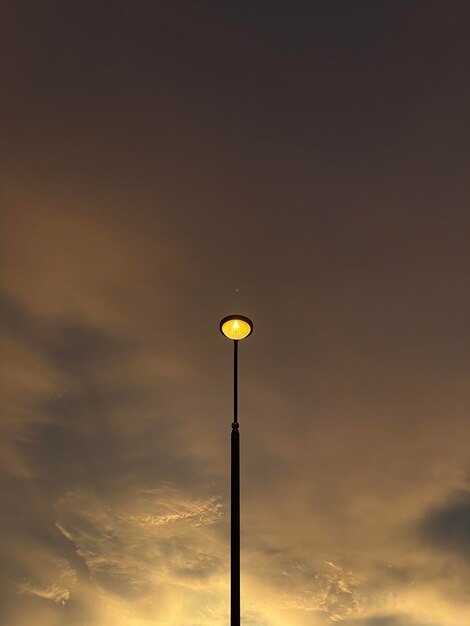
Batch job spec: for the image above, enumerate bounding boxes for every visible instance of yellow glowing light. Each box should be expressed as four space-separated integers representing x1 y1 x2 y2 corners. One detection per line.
220 315 253 340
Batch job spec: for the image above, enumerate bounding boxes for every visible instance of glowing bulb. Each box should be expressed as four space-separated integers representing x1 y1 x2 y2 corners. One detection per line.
220 315 253 340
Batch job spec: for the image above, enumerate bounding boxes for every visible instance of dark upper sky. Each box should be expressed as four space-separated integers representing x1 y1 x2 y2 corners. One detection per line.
1 2 470 625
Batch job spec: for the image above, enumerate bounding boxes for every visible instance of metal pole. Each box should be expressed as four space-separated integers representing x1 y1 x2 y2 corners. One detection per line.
231 339 240 626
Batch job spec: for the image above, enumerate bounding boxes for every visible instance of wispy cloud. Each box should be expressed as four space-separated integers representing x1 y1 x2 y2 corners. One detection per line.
54 485 225 592
280 560 365 622
17 554 78 605
124 485 223 528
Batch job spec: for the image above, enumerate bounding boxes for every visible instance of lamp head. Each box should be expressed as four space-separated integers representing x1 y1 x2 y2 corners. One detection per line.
220 314 254 341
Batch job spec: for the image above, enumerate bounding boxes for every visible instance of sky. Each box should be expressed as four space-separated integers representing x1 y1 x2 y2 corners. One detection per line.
1 1 470 625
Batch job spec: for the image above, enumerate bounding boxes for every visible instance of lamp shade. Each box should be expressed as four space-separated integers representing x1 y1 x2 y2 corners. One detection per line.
220 315 253 340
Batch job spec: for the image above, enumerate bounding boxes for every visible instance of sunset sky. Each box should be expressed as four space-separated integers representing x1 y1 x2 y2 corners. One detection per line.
1 2 470 625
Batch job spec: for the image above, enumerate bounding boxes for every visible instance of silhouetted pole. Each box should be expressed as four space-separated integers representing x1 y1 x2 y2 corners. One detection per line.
231 339 240 626
219 315 253 626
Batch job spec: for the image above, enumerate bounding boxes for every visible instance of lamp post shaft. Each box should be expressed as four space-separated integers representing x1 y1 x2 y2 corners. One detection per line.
231 339 240 626
220 315 252 626
234 339 238 423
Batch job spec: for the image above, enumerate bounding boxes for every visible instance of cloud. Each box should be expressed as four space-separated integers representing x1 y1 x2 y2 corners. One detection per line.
124 485 223 528
0 288 232 626
342 615 440 626
14 548 78 606
420 491 470 560
54 484 224 594
19 562 77 604
281 560 365 622
2 99 470 626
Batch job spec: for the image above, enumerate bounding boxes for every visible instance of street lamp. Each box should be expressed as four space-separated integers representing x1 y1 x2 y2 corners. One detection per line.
220 314 254 626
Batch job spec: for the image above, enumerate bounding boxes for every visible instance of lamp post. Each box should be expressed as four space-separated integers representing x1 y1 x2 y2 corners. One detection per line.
220 314 254 626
